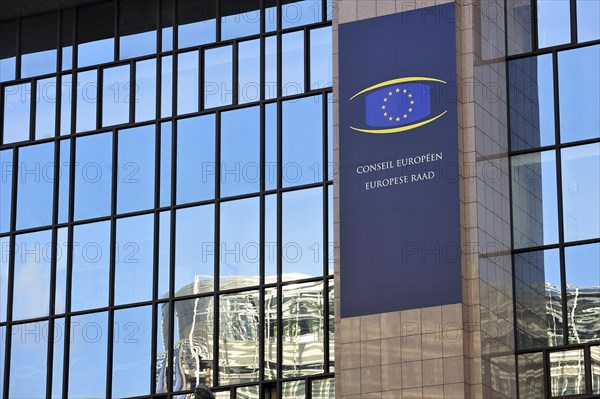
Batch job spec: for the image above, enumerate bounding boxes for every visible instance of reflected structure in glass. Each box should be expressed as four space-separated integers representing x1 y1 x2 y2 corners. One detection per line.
549 349 586 397
517 352 544 399
592 346 600 395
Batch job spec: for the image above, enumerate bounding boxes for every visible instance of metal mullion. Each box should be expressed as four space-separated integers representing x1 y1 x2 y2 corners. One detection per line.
233 40 239 105
276 0 282 99
156 0 162 55
304 27 310 94
216 0 222 43
130 60 136 124
167 82 177 393
531 0 539 51
199 49 205 112
115 0 120 61
584 346 593 395
15 18 22 81
505 38 600 62
97 68 104 131
570 0 578 44
29 78 37 141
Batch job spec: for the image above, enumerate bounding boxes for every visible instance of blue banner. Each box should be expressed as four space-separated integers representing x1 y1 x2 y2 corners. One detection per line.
339 3 461 318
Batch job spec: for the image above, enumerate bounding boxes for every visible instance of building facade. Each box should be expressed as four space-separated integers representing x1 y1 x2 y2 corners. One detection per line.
0 0 598 398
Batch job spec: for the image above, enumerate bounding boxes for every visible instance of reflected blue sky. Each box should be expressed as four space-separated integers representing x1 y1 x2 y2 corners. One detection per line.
204 46 233 109
3 83 30 144
221 2 260 41
135 59 157 122
239 39 260 104
103 64 130 127
76 70 97 133
78 39 114 69
177 51 199 115
537 0 570 48
310 27 333 89
0 149 13 233
565 243 600 288
577 0 600 43
282 0 322 29
161 56 173 118
9 321 48 399
35 78 57 140
59 74 72 136
17 142 54 230
0 236 9 322
282 32 304 96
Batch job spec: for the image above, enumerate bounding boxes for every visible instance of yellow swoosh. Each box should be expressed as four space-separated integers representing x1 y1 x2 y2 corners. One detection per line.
349 77 447 100
350 111 447 134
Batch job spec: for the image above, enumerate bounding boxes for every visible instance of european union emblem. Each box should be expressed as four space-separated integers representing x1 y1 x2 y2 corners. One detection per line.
365 83 431 128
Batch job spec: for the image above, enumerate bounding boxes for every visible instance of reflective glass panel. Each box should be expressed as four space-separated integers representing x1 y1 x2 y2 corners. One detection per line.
156 303 169 393
238 39 260 104
282 0 322 29
59 74 72 136
281 281 325 377
177 51 199 115
119 0 157 59
61 9 74 71
74 132 112 221
55 227 68 314
17 142 55 230
221 1 260 40
117 124 155 213
35 77 57 139
221 106 260 196
509 54 555 150
21 12 57 78
265 103 277 190
0 21 17 82
310 27 332 89
313 378 335 399
558 45 600 143
13 230 52 320
220 198 260 289
506 0 533 55
265 0 277 32
514 249 563 349
177 0 216 48
327 92 333 179
282 380 305 399
161 0 174 51
565 243 600 344
0 327 3 395
9 321 48 399
161 55 173 118
175 205 214 296
264 287 277 379
518 352 544 399
115 214 154 305
328 282 334 369
511 151 559 249
549 349 586 396
578 0 600 42
3 83 31 144
282 187 323 278
0 237 10 322
173 297 215 389
68 312 108 398
176 114 215 204
592 346 600 394
158 211 170 299
328 185 333 274
219 291 260 385
102 64 130 127
237 385 259 398
113 305 153 398
51 319 65 398
77 2 114 68
160 121 172 207
282 96 323 187
71 221 110 311
204 46 233 109
0 149 13 233
265 194 277 278
75 69 97 133
537 0 570 48
282 31 304 96
58 140 70 224
265 36 278 100
561 143 600 242
135 58 157 122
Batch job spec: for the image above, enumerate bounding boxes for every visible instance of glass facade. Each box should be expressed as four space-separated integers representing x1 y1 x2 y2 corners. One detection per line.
508 1 600 397
0 1 333 398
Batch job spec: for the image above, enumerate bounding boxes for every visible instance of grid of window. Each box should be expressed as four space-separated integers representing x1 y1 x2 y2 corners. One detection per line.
0 1 334 398
507 1 600 397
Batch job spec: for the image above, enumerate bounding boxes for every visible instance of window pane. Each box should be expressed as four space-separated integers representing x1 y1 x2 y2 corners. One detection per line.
177 0 216 48
561 143 600 242
327 93 333 179
175 205 214 296
511 151 559 249
517 352 544 399
173 297 214 388
0 149 13 233
264 287 277 379
74 132 112 221
282 31 304 96
51 319 65 398
282 96 323 187
119 0 157 59
58 140 70 224
17 142 54 230
310 27 332 89
506 0 533 55
77 1 114 68
282 0 322 29
113 305 152 398
0 21 17 82
156 303 169 393
61 9 74 71
160 121 172 207
21 12 57 78
220 198 259 289
176 115 215 204
161 55 173 118
221 106 260 196
115 214 154 305
577 0 600 43
3 83 31 144
117 125 155 213
13 230 52 320
219 291 260 385
509 54 555 151
282 187 323 279
0 237 9 322
549 349 586 396
76 70 97 133
265 103 277 190
558 45 600 143
69 312 108 398
177 51 199 115
281 281 325 377
238 39 260 104
282 380 305 399
159 211 170 299
59 74 72 136
537 0 570 48
204 46 233 109
9 321 48 399
313 378 335 399
55 227 68 314
35 78 57 139
161 0 174 51
265 0 277 32
135 58 157 122
221 1 260 40
265 36 278 100
592 346 600 394
265 194 277 278
514 249 563 349
565 243 600 344
102 64 130 127
71 221 111 311
328 185 333 274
